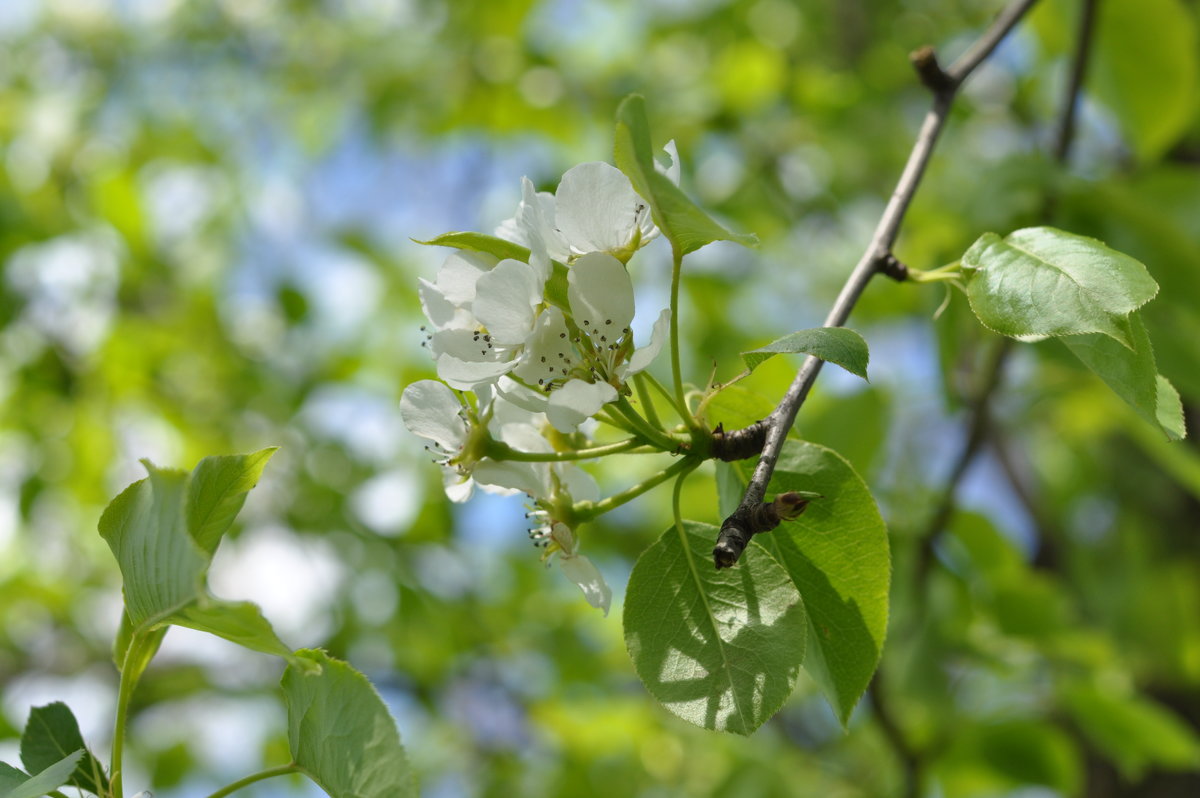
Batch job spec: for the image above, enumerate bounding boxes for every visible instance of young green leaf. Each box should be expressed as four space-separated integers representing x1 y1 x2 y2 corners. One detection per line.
100 455 300 666
742 327 870 380
20 703 108 796
187 447 277 556
962 227 1158 347
1 750 83 798
731 441 890 724
624 521 807 735
99 465 207 629
614 95 756 255
412 231 531 262
282 649 416 797
412 231 571 310
173 600 298 664
1062 313 1187 440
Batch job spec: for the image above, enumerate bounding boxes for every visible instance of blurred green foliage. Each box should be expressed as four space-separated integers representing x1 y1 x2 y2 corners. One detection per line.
1 0 1199 796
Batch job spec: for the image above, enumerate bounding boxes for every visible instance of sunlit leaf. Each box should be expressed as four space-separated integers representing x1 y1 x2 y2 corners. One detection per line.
741 327 870 380
614 95 756 255
624 521 806 735
962 227 1158 346
1062 313 1186 440
1 751 83 798
731 441 889 723
282 649 416 797
187 447 278 556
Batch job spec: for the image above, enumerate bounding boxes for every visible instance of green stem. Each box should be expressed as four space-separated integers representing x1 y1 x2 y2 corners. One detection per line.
641 370 691 421
109 635 147 798
490 438 650 461
597 408 639 435
574 457 699 520
632 373 664 431
613 395 684 452
202 763 302 798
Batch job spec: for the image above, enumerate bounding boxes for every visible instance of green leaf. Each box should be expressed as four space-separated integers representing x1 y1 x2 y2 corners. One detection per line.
1092 0 1199 161
702 385 775 434
19 704 107 796
282 649 416 797
98 465 207 629
614 95 756 255
962 226 1159 346
0 762 28 794
624 521 806 735
413 231 571 310
741 327 870 380
187 447 277 556
1062 313 1187 440
413 231 530 262
732 441 890 723
172 600 299 664
1 750 83 798
1062 684 1200 779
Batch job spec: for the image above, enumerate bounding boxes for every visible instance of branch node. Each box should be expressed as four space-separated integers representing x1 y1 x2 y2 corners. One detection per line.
879 253 909 282
910 46 955 95
711 419 769 461
713 492 814 569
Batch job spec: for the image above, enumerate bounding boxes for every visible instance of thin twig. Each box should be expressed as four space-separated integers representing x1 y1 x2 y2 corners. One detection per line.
913 0 1099 580
713 0 1041 569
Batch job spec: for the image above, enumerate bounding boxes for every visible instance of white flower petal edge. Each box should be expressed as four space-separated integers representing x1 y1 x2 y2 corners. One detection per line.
549 523 612 615
555 162 645 255
624 308 672 377
567 252 635 335
399 380 466 452
473 258 542 345
547 379 618 433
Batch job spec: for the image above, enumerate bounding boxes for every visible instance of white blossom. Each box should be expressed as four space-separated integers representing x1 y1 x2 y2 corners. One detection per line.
513 252 670 432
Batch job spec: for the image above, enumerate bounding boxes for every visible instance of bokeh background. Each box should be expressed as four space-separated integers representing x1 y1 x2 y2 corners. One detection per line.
2 0 1199 796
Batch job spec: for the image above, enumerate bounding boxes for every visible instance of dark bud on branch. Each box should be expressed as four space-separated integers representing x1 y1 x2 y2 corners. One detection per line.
878 253 909 282
712 491 817 569
910 46 955 95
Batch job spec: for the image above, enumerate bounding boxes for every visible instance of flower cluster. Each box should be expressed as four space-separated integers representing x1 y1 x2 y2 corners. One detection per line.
402 151 679 613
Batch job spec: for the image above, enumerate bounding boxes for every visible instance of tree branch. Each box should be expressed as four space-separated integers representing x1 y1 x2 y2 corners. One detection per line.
713 0 1041 569
912 0 1098 584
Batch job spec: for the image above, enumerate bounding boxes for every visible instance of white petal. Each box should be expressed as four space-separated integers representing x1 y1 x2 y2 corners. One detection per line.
513 307 575 388
559 554 612 616
567 252 635 337
495 375 550 414
436 353 514 391
400 380 467 450
418 278 457 330
436 250 495 306
474 259 541 345
473 458 548 498
626 308 672 376
547 379 618 433
518 178 569 280
657 140 681 186
559 465 600 504
442 469 474 503
555 162 642 254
